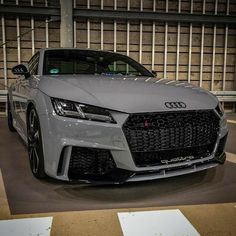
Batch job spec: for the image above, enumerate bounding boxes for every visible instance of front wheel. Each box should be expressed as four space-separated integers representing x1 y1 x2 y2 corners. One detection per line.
27 107 46 179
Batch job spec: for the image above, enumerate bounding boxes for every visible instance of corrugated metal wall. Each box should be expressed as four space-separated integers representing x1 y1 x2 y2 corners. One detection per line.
74 0 236 91
0 0 236 95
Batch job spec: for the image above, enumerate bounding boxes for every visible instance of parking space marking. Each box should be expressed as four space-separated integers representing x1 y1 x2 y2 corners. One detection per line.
0 169 53 235
0 169 10 219
226 152 236 164
118 209 200 236
227 120 236 124
0 217 53 236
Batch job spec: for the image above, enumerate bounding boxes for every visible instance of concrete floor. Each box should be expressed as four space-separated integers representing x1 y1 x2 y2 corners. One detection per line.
0 116 236 235
0 169 236 236
0 117 236 215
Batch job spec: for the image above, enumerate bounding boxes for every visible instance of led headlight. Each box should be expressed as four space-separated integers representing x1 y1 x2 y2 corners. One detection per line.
51 98 116 123
215 102 224 117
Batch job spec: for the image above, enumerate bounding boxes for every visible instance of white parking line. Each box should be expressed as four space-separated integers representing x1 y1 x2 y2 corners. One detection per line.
227 120 236 124
0 169 11 217
118 209 200 236
226 152 236 164
0 217 53 236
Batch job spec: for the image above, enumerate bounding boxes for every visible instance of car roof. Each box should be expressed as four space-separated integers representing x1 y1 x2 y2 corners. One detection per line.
39 48 119 55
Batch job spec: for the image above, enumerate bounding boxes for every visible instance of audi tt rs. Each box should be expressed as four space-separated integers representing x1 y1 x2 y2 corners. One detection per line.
8 48 228 183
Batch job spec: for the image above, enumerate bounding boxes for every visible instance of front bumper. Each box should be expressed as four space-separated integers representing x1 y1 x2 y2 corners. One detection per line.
39 109 228 184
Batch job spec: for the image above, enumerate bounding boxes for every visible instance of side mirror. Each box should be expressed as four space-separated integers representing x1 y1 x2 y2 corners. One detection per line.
12 64 30 78
151 70 157 77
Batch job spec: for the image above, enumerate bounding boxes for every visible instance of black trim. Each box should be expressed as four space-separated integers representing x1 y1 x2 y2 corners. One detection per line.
73 9 236 25
57 147 66 175
68 160 220 184
215 104 224 117
214 133 228 164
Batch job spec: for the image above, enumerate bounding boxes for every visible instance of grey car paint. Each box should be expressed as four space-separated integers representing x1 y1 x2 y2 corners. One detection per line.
39 74 218 113
8 48 228 183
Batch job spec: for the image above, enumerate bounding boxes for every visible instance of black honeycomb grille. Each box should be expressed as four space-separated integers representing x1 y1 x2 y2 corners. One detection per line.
123 110 220 167
68 147 116 179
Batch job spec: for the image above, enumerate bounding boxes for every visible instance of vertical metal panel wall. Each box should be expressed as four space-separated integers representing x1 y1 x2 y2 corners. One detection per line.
0 0 60 93
75 0 236 92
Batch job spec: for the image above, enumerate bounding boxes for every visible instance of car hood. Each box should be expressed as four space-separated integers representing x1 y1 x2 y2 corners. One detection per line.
39 74 218 113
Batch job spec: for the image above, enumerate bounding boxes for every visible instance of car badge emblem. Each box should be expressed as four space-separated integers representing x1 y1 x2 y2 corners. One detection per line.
144 120 150 128
165 101 187 109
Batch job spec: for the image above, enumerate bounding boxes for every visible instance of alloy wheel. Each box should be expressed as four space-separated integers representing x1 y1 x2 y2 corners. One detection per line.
28 109 40 174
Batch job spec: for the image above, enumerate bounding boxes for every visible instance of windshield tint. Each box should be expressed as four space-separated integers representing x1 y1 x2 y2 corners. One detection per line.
43 50 153 77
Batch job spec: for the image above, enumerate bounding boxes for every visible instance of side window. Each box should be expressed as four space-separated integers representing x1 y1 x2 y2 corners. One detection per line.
28 53 39 75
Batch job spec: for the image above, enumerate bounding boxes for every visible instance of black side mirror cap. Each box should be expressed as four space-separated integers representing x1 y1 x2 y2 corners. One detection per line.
151 70 157 77
12 64 30 78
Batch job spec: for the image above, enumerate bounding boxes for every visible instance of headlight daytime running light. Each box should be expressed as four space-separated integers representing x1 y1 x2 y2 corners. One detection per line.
51 98 116 123
215 102 225 117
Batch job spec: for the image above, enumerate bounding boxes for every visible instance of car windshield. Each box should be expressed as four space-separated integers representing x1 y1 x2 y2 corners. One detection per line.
43 50 153 77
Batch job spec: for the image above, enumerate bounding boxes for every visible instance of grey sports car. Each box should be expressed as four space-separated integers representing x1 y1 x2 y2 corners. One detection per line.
8 48 228 183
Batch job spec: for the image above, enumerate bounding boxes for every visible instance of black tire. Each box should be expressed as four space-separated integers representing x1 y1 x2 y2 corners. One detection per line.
27 107 46 179
7 95 16 132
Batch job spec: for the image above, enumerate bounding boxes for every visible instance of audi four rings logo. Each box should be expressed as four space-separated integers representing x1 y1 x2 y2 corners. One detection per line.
165 102 187 109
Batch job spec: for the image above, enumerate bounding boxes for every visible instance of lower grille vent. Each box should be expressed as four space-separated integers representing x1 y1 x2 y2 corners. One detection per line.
68 147 116 179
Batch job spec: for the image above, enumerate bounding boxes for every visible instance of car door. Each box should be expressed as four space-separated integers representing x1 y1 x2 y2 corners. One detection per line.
17 52 40 139
10 74 23 132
